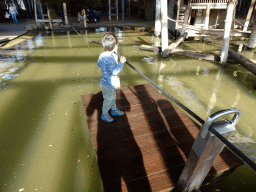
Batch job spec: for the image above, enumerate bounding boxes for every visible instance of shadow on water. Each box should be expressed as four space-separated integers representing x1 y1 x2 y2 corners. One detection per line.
86 90 152 191
0 83 56 188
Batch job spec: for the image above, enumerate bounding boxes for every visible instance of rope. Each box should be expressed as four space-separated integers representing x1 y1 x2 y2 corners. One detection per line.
72 27 256 172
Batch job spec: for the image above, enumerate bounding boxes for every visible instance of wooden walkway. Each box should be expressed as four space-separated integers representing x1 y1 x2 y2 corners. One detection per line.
81 84 243 192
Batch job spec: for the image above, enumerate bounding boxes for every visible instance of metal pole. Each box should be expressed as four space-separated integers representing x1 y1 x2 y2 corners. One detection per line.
220 1 235 63
161 0 168 51
116 0 118 20
155 0 161 37
109 0 111 20
122 0 124 20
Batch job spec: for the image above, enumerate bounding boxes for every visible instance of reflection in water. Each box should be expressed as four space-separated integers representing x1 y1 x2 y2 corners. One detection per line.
206 68 223 116
142 56 154 64
67 31 72 48
167 76 206 112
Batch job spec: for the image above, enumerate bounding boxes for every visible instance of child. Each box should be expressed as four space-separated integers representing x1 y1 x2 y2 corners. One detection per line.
5 12 10 23
77 12 83 22
97 32 127 123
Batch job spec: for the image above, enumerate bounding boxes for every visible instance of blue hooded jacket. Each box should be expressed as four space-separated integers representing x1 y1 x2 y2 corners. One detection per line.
97 52 124 87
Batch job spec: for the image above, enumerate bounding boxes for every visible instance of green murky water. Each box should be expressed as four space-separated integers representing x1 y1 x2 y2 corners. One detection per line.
0 28 256 191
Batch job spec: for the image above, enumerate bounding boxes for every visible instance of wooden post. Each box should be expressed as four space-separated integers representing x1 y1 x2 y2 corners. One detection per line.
108 0 111 20
47 7 53 30
82 9 86 27
181 7 191 35
34 0 37 23
243 0 256 31
63 3 69 25
161 0 168 51
161 32 188 57
220 1 235 63
177 108 240 192
155 0 161 37
204 4 210 30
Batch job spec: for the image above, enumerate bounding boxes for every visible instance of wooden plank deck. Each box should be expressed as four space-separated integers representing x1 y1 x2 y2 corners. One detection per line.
81 84 243 192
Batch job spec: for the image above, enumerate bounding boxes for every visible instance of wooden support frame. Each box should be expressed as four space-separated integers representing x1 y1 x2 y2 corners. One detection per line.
177 108 240 192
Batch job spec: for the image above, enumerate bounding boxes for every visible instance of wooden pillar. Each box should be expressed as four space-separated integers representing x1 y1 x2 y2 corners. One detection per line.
122 0 124 20
155 0 161 36
47 7 53 30
34 0 37 23
108 0 111 20
177 108 240 192
220 1 235 63
63 3 69 25
82 9 86 27
161 0 168 51
204 4 210 30
243 0 256 31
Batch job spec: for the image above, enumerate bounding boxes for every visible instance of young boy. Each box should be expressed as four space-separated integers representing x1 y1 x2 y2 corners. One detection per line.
97 32 127 123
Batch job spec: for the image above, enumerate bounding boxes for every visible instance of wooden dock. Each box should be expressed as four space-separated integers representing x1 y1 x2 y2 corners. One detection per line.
81 84 243 192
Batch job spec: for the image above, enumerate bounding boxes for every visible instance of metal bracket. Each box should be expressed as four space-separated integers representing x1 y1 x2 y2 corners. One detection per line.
192 108 241 158
200 108 241 139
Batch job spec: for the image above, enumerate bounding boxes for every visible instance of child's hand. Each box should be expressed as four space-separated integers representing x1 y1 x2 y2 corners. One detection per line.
120 56 127 64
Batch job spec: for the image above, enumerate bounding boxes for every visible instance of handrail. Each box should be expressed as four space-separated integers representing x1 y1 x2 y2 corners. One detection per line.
72 26 256 172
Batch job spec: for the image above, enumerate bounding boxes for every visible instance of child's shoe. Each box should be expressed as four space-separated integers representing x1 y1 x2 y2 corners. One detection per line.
101 113 114 123
111 109 124 116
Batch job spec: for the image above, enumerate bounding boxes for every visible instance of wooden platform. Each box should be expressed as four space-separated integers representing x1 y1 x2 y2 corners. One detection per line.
81 84 243 192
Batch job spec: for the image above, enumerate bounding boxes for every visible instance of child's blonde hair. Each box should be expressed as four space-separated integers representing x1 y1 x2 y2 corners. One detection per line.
102 32 118 52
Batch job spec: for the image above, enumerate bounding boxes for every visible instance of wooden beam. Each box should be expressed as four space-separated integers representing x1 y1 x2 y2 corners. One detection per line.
243 0 256 31
161 32 187 57
229 48 256 75
181 7 191 35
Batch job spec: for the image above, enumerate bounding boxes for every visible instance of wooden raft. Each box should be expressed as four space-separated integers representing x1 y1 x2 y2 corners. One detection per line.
81 84 243 192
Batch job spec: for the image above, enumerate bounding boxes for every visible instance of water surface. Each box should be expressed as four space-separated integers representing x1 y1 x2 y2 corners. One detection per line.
0 28 256 191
